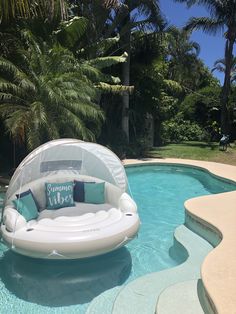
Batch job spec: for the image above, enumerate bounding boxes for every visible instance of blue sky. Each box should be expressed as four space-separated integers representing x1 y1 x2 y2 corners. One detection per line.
159 0 226 84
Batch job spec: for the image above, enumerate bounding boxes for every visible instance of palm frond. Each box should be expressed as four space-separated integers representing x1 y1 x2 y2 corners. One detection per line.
0 0 67 24
87 53 128 69
65 100 104 121
59 108 96 141
212 65 225 73
79 64 106 83
184 17 225 35
96 82 134 94
103 0 121 10
191 42 201 55
0 57 27 82
0 93 25 105
44 115 60 139
213 58 226 66
55 17 88 48
30 101 47 126
4 109 29 143
0 82 27 98
134 0 166 31
26 128 42 150
163 79 183 93
174 0 225 17
174 0 198 8
78 35 120 57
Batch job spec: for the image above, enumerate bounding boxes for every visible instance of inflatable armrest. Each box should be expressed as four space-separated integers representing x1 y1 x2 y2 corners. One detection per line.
3 206 27 232
119 193 137 213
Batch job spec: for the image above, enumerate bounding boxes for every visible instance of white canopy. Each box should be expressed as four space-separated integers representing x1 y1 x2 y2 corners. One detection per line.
6 139 128 199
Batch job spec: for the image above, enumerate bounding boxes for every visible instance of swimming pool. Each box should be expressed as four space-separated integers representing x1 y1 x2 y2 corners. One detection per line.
0 165 235 313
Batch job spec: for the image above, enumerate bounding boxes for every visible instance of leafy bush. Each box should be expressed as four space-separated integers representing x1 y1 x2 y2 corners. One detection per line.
126 137 151 158
161 117 207 143
107 134 151 159
179 86 221 126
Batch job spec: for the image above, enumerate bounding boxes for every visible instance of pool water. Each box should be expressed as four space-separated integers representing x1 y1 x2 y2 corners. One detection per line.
0 165 235 313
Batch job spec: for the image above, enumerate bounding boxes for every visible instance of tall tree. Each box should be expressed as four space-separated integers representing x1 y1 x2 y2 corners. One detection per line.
175 0 236 134
119 1 164 142
67 1 165 143
167 27 201 89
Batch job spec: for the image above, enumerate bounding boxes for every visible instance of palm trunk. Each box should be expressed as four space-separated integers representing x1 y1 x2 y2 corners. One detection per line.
121 36 131 142
220 37 234 134
121 7 131 143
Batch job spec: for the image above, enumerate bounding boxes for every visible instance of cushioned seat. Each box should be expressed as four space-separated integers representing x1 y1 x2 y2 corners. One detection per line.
38 203 113 220
31 207 122 232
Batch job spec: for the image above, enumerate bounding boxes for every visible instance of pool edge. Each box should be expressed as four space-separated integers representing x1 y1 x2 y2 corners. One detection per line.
124 158 236 314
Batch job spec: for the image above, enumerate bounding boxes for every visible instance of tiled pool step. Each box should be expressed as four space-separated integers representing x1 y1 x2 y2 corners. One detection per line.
156 279 205 314
111 225 212 314
86 225 212 314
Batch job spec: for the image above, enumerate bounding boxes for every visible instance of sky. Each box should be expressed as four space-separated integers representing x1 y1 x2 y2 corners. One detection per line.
159 0 227 84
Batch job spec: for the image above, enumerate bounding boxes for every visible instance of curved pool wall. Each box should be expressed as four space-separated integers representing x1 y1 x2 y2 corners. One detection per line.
126 163 236 253
125 159 236 314
126 163 231 247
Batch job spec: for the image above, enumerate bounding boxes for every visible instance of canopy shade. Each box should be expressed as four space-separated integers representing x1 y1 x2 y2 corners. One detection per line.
6 139 128 200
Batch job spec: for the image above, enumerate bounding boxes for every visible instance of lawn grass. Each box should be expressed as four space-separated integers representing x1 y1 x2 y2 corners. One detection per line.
148 141 236 166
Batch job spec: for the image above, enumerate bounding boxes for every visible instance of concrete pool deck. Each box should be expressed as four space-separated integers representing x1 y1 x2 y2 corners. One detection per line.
124 158 236 314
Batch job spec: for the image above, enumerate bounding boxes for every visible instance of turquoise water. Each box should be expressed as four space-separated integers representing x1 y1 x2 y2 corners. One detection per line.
0 165 236 313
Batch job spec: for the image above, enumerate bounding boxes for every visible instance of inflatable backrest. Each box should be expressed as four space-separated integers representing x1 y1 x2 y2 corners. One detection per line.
7 175 122 210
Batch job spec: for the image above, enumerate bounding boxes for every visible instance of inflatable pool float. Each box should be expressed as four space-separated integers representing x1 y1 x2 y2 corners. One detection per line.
1 139 140 259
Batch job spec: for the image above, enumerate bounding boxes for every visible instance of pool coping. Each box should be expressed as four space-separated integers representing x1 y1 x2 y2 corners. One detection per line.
123 158 236 314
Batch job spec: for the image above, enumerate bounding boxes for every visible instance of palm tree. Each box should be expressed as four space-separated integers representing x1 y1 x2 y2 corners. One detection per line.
65 1 164 143
175 0 236 133
167 27 202 89
111 0 165 142
0 50 103 150
167 27 200 58
55 16 132 95
212 57 236 83
0 29 128 151
0 25 130 151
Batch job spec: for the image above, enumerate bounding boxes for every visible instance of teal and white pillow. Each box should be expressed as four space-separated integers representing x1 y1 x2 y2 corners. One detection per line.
13 192 39 222
45 182 75 209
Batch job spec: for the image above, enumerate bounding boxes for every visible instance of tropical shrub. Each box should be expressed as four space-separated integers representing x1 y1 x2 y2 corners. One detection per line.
161 116 207 143
0 30 128 151
180 86 221 126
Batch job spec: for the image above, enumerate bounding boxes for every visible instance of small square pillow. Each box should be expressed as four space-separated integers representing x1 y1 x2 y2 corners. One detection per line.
73 180 85 202
45 181 75 209
16 189 40 211
13 193 39 222
74 181 95 202
84 182 105 204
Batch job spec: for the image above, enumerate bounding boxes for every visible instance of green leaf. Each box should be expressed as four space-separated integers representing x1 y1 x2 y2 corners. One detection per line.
55 17 88 48
96 82 134 94
87 53 128 69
